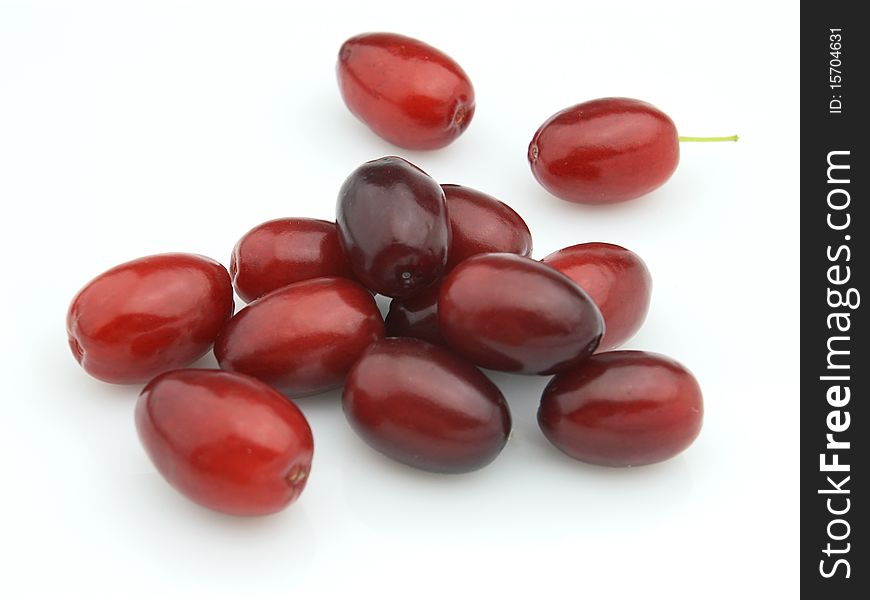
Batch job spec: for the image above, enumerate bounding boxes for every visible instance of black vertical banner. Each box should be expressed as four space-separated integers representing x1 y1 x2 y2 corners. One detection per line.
801 3 867 596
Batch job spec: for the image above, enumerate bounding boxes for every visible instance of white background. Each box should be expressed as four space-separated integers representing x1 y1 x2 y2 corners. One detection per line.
0 1 799 598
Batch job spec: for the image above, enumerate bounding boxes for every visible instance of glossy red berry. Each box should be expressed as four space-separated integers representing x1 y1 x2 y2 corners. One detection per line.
384 283 443 346
230 218 353 303
136 369 313 516
538 351 703 466
438 253 603 374
66 253 234 384
336 156 450 298
442 184 533 271
214 277 385 397
337 32 475 150
528 97 679 204
343 338 511 473
542 243 652 351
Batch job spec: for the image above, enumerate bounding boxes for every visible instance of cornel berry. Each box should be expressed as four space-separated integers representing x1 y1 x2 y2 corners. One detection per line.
528 98 680 204
342 338 511 473
438 253 604 375
336 156 450 298
384 283 443 346
67 253 234 384
542 242 652 351
528 97 736 204
538 351 703 467
337 32 475 150
230 217 353 303
136 369 313 516
214 277 385 397
442 184 533 270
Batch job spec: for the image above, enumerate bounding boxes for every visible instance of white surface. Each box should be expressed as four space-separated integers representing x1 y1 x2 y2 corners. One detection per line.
0 1 799 598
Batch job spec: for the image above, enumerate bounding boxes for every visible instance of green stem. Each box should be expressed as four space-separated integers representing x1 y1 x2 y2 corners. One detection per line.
678 135 739 142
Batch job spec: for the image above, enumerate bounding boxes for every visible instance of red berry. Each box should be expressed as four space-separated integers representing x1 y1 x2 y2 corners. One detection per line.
214 277 384 397
343 338 510 473
66 253 234 384
136 369 313 516
542 243 652 351
336 156 449 298
230 218 353 303
538 351 703 466
442 184 533 270
438 253 603 374
337 32 475 150
528 98 679 204
385 283 443 345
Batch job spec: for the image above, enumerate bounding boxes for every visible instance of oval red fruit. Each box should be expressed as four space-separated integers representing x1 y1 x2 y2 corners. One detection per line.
442 184 533 270
136 369 313 516
336 156 449 298
343 338 511 473
337 32 475 150
528 97 679 204
214 277 385 397
542 243 652 351
538 351 703 466
385 284 443 346
230 218 353 303
66 253 234 384
438 253 603 374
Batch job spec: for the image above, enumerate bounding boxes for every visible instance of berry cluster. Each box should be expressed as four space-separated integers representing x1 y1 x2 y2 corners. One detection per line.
66 32 730 516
